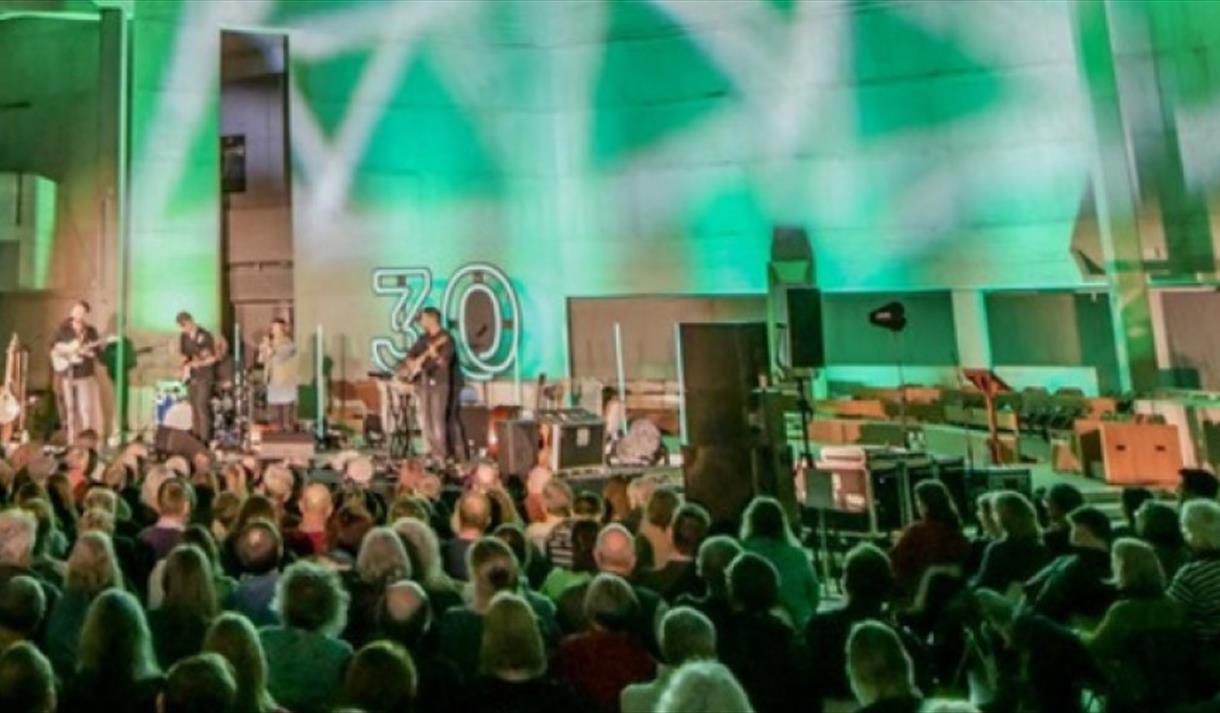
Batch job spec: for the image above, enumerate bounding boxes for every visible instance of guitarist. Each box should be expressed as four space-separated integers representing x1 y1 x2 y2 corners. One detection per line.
176 311 218 443
50 300 103 443
402 307 466 464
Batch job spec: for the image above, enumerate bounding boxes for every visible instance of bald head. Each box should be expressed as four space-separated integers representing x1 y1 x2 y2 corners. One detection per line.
595 524 637 576
299 483 333 517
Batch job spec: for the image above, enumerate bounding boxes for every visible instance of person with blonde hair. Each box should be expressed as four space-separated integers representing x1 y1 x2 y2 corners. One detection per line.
462 592 583 713
148 544 218 668
1084 538 1189 710
343 640 418 713
0 509 58 624
63 589 162 711
1169 499 1220 648
847 620 921 711
203 612 280 713
438 537 559 674
0 641 57 713
971 491 1050 593
45 531 123 675
344 526 412 646
444 491 491 580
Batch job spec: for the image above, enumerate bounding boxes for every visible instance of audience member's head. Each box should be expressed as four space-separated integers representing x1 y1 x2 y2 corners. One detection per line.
0 576 46 642
453 491 492 537
235 519 283 576
1181 499 1220 554
492 523 533 573
993 491 1041 541
468 537 519 609
0 641 56 713
203 613 277 713
1136 500 1186 548
1179 468 1220 503
843 543 894 609
210 491 242 542
569 519 601 573
83 486 118 516
1043 483 1084 526
298 482 334 527
847 620 918 706
726 552 780 613
162 544 219 619
584 573 639 633
1067 506 1111 551
1120 487 1154 529
467 460 501 493
541 479 574 519
0 509 37 567
594 524 637 576
161 653 237 713
78 589 159 681
357 526 413 586
740 496 797 545
656 661 753 713
658 606 716 666
343 641 417 713
695 535 742 600
670 503 711 558
479 592 546 679
377 580 432 650
65 530 122 596
914 480 961 530
261 464 295 504
1111 537 1165 596
645 487 681 530
157 478 193 522
392 517 447 589
574 492 606 522
78 507 116 536
273 560 350 637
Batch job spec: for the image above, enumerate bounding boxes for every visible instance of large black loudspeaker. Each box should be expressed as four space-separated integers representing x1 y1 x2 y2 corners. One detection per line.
495 419 539 478
680 323 796 525
786 286 825 370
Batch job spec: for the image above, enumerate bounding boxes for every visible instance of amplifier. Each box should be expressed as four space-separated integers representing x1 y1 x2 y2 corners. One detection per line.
258 432 315 461
540 412 605 472
495 419 539 478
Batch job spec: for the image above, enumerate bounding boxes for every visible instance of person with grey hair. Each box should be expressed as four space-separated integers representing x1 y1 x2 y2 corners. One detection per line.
1169 499 1220 648
259 561 353 713
557 524 666 654
675 535 742 636
656 660 753 713
622 606 717 713
231 519 283 627
392 516 463 614
555 573 656 711
0 509 58 615
847 620 921 712
343 526 412 647
375 580 462 713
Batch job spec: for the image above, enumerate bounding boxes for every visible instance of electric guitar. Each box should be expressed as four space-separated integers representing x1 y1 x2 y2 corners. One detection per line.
398 334 450 383
50 336 106 374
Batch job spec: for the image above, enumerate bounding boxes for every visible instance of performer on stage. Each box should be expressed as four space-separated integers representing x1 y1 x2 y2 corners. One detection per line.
176 311 218 443
50 300 103 443
259 317 298 430
402 307 466 464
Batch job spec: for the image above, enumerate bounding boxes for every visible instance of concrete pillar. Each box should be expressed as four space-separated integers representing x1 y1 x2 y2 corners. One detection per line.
951 290 991 369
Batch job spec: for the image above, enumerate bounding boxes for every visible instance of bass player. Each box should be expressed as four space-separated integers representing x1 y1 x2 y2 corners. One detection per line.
400 307 466 464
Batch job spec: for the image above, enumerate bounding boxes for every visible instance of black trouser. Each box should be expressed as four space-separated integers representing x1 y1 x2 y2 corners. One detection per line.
420 379 465 461
188 378 214 443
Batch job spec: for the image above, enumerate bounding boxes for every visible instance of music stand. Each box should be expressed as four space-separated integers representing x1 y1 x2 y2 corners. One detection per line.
961 368 1015 465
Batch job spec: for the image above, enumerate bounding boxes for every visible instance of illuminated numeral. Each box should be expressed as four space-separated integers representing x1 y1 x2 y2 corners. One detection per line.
441 263 521 381
369 268 432 373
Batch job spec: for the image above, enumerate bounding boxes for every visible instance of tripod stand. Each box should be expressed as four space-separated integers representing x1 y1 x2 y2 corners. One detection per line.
793 374 835 591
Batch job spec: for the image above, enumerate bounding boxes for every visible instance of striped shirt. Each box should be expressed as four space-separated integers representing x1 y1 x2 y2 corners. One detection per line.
1167 554 1220 644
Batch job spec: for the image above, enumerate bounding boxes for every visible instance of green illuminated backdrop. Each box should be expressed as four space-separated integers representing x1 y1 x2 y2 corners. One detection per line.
120 0 1220 383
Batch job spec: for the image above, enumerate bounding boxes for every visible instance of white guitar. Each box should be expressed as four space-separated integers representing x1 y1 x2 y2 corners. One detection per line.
50 336 106 374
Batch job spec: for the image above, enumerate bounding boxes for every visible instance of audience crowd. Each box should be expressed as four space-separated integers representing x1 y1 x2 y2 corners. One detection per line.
1 431 1219 713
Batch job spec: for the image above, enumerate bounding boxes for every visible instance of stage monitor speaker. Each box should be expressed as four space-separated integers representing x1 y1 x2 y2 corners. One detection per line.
683 444 759 527
495 419 539 478
258 432 315 461
786 286 825 369
460 406 491 453
154 427 209 461
540 411 605 472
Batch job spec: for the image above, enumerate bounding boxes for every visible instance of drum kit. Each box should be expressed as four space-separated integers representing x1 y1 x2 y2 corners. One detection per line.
152 372 254 451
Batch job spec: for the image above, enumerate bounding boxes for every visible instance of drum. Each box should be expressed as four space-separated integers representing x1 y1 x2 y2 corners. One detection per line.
153 380 187 426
